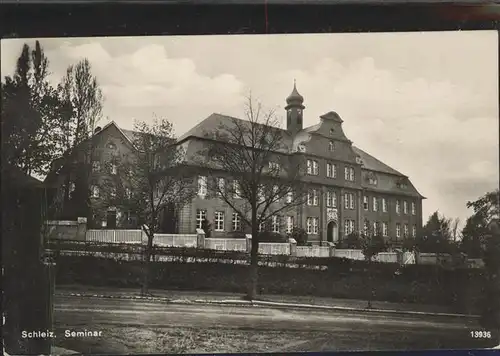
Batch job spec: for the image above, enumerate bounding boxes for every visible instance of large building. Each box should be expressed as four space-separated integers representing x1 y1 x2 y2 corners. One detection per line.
176 83 425 246
45 83 424 246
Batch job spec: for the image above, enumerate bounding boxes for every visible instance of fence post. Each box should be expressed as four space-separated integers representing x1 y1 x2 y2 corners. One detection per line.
289 238 297 256
196 229 206 249
327 242 335 257
245 234 252 253
76 217 87 241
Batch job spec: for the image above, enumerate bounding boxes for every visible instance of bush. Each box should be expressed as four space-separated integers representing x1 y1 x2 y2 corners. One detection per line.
226 231 247 239
257 231 288 243
287 227 308 246
338 232 363 249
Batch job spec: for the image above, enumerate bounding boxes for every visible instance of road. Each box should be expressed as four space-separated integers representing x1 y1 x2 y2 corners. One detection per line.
53 295 497 354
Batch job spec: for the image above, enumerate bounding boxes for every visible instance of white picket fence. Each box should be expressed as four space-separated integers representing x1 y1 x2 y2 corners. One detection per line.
154 234 197 247
333 249 365 260
204 238 246 252
259 242 290 255
86 229 144 244
296 246 331 258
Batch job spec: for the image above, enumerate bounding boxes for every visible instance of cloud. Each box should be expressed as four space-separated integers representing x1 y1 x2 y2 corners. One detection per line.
1 33 497 229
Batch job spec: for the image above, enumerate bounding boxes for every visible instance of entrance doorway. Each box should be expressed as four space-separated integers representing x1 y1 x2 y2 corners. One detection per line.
327 221 338 243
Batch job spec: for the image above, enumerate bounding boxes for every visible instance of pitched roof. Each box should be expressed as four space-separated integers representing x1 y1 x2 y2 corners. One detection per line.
352 146 405 177
178 113 293 149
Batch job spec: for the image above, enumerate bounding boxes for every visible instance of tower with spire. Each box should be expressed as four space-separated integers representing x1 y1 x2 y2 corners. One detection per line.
285 80 305 135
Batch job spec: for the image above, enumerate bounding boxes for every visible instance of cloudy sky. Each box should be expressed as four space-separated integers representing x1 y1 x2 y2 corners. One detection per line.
1 31 498 229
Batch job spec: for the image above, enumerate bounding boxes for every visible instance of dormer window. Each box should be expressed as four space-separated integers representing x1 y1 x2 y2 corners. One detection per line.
367 173 378 185
328 141 335 152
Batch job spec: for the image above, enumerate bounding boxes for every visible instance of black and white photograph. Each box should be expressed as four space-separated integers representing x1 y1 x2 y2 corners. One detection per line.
2 30 500 355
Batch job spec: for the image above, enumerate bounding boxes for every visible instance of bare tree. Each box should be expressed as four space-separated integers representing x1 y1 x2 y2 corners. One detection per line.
57 59 103 219
99 117 196 295
198 95 308 300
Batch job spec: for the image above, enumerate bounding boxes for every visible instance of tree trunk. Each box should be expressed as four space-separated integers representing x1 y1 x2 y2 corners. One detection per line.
367 258 373 309
246 215 259 300
141 233 154 296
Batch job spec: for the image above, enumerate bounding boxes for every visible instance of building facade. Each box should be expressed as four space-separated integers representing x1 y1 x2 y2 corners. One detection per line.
45 83 424 246
175 83 425 246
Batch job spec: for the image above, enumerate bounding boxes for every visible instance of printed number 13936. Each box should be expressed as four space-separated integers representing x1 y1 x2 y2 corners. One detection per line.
470 331 491 338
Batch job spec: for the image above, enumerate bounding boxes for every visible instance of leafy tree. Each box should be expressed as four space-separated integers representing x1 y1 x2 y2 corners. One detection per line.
417 211 453 254
1 41 67 177
480 219 500 345
98 117 196 295
461 190 500 258
198 95 308 300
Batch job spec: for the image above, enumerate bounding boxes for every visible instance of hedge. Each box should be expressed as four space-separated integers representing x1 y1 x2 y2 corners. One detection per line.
55 254 485 313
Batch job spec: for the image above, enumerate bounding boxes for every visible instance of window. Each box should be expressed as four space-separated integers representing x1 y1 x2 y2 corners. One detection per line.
404 224 409 237
373 197 378 212
307 159 319 175
258 186 265 202
345 166 355 181
326 191 336 207
196 209 207 229
382 222 388 237
216 177 225 197
306 217 319 234
349 167 355 182
259 222 265 232
269 161 281 171
412 225 417 237
344 219 355 235
232 212 241 231
198 176 207 197
329 141 335 152
286 216 294 233
214 211 225 231
272 185 279 199
344 193 354 210
396 200 401 214
111 163 117 175
307 189 319 206
368 176 378 185
326 163 337 178
382 198 387 212
373 222 379 236
91 185 99 198
403 201 408 214
411 202 416 215
286 190 293 203
363 220 369 235
92 161 101 173
125 187 132 199
313 160 319 175
69 182 76 194
107 142 116 150
233 180 241 199
110 187 116 198
363 196 369 210
396 223 401 239
271 215 280 233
